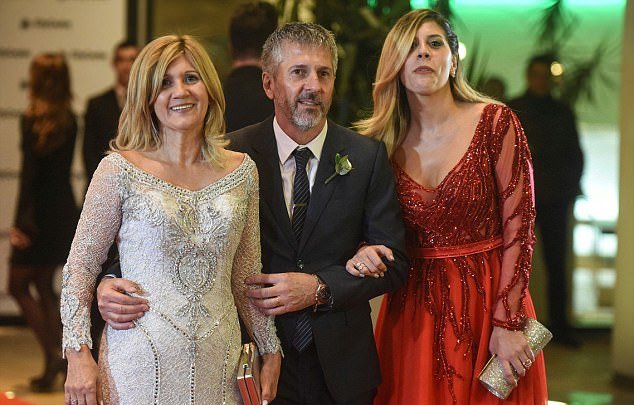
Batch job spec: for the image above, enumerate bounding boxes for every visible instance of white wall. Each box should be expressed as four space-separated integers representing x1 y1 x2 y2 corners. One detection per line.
612 0 634 379
0 0 126 316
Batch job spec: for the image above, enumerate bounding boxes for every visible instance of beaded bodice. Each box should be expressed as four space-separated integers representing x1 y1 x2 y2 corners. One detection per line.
395 104 535 321
396 112 502 250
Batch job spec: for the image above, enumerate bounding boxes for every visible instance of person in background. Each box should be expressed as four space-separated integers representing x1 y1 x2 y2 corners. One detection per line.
9 53 80 392
223 1 276 132
350 9 548 403
481 75 507 103
508 54 584 347
61 35 281 405
82 39 139 184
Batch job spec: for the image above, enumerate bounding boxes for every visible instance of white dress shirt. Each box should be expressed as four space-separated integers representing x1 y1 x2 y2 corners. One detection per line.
273 117 328 219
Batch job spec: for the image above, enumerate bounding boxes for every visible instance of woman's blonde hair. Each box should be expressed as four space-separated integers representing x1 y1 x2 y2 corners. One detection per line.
355 9 494 158
112 35 227 167
26 53 74 154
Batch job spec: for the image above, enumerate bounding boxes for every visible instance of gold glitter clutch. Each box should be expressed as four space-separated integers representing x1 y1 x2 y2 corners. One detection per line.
237 342 261 405
478 318 552 399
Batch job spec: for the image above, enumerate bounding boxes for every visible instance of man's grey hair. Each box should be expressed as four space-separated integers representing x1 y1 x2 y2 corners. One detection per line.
261 22 338 75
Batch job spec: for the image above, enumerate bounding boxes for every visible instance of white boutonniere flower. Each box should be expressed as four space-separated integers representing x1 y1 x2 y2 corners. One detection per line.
325 153 353 184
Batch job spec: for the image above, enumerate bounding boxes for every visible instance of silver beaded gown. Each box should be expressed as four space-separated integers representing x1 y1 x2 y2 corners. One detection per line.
61 153 280 404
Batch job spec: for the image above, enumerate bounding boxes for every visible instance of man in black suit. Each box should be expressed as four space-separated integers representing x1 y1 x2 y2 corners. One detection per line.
508 54 584 347
223 1 276 132
96 23 408 404
83 40 139 183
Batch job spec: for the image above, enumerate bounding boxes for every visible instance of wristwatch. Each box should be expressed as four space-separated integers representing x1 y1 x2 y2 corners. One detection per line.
314 275 332 311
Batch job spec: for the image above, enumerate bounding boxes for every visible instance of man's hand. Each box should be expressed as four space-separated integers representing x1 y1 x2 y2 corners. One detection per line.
245 273 317 315
345 244 394 278
97 277 149 329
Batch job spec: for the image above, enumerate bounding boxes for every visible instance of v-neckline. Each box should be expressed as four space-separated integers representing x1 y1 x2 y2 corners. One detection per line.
111 152 248 195
395 103 492 191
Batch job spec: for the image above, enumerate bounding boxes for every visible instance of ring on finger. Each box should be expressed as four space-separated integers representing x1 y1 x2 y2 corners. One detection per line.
70 400 78 405
354 262 364 270
523 359 532 368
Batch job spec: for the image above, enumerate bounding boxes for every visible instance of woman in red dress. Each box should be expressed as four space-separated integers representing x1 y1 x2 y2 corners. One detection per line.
349 9 548 404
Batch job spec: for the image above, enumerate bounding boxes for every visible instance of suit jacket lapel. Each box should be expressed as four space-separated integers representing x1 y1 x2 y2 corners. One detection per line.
250 120 297 250
299 122 345 252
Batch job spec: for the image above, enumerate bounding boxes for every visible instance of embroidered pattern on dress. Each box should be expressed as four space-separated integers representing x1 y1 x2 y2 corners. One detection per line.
390 104 536 402
61 153 280 404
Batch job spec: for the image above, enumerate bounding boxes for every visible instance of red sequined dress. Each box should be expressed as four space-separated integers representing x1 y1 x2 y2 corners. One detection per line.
374 104 548 404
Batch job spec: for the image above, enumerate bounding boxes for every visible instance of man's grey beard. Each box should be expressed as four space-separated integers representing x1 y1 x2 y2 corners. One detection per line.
291 105 324 131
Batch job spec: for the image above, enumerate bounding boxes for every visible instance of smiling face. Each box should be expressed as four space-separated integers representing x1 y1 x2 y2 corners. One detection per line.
262 41 335 137
399 21 456 97
153 54 209 137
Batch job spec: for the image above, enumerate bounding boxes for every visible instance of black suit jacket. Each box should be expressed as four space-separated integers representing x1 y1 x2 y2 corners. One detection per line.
223 66 274 133
83 88 121 183
229 116 408 401
507 93 584 204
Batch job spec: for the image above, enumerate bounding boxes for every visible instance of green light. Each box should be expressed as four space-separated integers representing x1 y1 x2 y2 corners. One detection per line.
367 0 378 8
410 0 430 8
410 0 625 8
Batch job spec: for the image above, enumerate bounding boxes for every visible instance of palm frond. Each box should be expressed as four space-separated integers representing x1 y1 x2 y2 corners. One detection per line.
537 0 568 54
560 43 608 105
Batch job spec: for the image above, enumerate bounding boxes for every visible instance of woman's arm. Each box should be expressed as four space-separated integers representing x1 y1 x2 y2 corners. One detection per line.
231 162 281 353
492 107 536 328
230 161 281 403
61 156 123 403
489 106 537 383
13 116 38 243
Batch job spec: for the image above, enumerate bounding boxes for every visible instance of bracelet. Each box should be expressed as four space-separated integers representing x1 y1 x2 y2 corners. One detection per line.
313 275 333 312
313 275 320 312
492 312 527 331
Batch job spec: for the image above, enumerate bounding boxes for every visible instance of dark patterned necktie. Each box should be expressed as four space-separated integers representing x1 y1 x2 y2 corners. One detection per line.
291 147 313 352
291 148 312 241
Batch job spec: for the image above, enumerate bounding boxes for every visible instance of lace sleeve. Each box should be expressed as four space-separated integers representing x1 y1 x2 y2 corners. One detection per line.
231 160 281 354
491 107 537 330
61 156 123 354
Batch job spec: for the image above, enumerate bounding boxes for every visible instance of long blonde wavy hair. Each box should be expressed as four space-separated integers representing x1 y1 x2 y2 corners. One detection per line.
355 9 494 158
112 35 228 167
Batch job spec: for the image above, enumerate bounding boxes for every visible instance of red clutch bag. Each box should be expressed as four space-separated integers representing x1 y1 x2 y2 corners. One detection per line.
237 342 261 405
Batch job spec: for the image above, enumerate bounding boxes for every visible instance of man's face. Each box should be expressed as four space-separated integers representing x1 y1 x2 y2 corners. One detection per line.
113 46 139 88
263 42 335 134
527 62 553 97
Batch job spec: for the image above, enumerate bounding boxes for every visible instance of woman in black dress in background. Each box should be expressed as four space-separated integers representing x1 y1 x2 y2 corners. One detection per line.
8 53 79 391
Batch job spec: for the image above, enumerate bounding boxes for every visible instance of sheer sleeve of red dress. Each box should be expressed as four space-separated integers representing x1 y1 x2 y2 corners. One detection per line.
490 107 537 330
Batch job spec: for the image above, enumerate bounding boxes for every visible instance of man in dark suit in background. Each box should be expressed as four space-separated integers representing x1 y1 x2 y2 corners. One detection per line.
96 22 408 404
223 1 276 132
83 40 139 183
508 54 584 347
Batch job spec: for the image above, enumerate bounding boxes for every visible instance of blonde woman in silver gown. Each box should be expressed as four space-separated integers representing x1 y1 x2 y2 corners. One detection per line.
61 35 282 405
